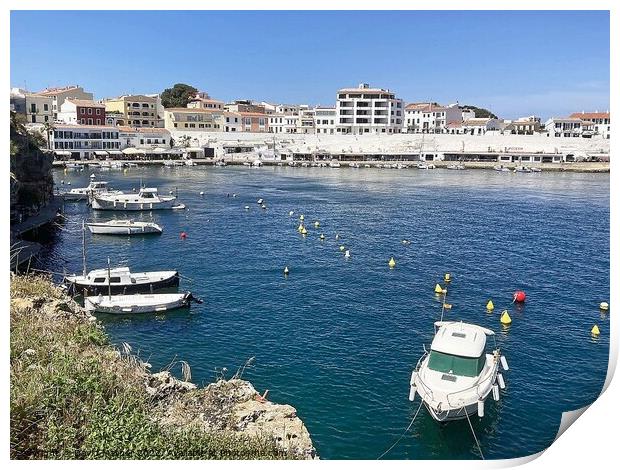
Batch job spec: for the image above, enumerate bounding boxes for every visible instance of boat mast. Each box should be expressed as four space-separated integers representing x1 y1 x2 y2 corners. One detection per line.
107 257 111 300
82 219 87 277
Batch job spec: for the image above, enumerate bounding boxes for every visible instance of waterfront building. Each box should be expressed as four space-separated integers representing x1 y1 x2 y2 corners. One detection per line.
569 111 610 139
57 99 106 125
461 118 503 135
50 123 121 160
335 83 404 135
403 102 462 133
118 126 171 149
164 108 224 131
297 109 316 134
103 94 164 127
187 92 225 111
544 117 595 138
314 106 336 134
268 113 298 134
239 111 269 132
225 100 266 114
10 88 54 124
461 109 476 121
223 112 242 132
502 116 542 135
37 85 94 120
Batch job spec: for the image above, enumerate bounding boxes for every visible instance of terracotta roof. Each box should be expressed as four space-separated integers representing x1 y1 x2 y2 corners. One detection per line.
189 97 224 104
569 111 610 120
38 86 83 95
238 112 268 117
463 118 491 126
66 99 105 108
405 102 441 111
446 121 463 128
165 108 222 114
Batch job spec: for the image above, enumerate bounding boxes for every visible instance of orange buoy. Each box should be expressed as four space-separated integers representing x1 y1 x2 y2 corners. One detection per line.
180 231 187 239
513 290 526 303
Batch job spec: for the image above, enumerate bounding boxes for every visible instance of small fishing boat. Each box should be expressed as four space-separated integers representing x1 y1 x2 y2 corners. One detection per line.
493 165 511 172
447 164 466 170
409 321 508 422
329 160 341 168
215 161 227 167
171 203 186 210
513 166 532 173
84 291 200 314
252 159 263 167
163 160 184 167
91 187 177 211
64 266 179 296
86 220 163 235
530 167 542 173
65 162 84 170
184 159 197 166
257 198 264 204
126 162 138 168
62 180 120 201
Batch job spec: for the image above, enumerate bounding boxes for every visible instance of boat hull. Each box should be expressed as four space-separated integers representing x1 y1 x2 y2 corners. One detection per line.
84 293 190 314
86 222 162 235
423 399 483 422
67 272 179 296
91 197 177 211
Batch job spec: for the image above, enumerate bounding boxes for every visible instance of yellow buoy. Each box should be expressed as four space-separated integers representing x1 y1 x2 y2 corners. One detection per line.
284 266 289 275
444 273 451 283
314 221 320 228
486 300 494 311
297 224 304 232
301 227 308 235
339 245 345 251
500 310 512 325
600 302 609 311
299 214 304 221
443 303 452 310
320 233 325 240
434 284 443 294
591 325 600 336
388 257 396 268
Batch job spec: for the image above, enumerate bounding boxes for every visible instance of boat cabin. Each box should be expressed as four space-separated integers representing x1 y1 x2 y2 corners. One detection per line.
138 188 159 198
427 322 492 378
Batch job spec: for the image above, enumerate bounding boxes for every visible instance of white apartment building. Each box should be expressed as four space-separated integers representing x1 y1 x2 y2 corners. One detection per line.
269 114 298 133
336 83 403 134
461 109 476 121
50 124 121 160
223 112 242 132
544 117 595 138
569 112 610 139
118 126 171 149
403 102 462 133
187 92 225 111
447 118 503 135
296 109 315 134
314 107 336 134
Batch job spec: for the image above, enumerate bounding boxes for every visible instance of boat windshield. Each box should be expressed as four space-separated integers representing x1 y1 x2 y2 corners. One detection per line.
427 350 485 377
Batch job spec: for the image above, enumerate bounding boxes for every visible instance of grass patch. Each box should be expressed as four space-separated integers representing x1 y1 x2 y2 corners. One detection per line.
10 275 291 460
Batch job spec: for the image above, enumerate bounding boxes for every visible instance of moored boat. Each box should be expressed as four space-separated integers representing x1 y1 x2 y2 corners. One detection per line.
409 321 508 422
64 266 179 296
84 291 200 314
86 219 163 235
91 187 177 211
62 180 120 201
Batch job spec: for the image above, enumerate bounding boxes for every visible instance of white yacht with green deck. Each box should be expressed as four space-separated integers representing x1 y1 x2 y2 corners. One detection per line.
409 321 509 422
91 187 176 211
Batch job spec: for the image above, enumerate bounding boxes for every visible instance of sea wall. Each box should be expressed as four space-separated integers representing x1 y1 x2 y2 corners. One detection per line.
10 275 316 460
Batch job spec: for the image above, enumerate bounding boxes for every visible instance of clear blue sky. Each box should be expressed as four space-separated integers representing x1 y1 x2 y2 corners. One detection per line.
11 10 609 119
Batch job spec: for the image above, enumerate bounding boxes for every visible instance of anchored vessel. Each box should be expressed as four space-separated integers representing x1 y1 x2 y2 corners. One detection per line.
84 291 200 314
409 321 508 422
91 187 177 211
86 220 163 235
64 266 179 296
62 180 120 201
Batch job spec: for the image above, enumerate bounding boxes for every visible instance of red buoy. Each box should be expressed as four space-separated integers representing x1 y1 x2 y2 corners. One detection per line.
513 290 526 303
180 231 187 240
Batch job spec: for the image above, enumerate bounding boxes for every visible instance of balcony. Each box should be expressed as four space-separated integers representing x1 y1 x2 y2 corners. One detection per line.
340 101 354 108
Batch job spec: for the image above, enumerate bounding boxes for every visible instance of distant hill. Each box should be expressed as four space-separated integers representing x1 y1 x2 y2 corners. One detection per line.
460 105 498 119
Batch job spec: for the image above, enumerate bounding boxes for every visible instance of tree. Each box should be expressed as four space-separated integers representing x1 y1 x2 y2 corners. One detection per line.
179 135 192 148
42 121 56 150
160 83 198 108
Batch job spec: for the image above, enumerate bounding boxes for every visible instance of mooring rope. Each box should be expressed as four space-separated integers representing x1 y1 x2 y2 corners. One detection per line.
464 407 485 460
377 400 424 459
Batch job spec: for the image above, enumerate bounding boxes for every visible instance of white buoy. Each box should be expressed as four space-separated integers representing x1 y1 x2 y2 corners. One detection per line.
244 206 250 210
344 250 350 258
477 400 485 418
200 191 204 196
497 373 506 390
500 356 509 371
169 190 173 194
67 182 71 185
90 173 96 179
492 384 500 401
289 210 294 216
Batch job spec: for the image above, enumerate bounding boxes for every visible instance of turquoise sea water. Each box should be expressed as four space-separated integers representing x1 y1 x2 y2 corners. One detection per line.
38 166 609 460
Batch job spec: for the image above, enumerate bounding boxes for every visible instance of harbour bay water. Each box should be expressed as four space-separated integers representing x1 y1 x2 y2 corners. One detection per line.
38 166 609 460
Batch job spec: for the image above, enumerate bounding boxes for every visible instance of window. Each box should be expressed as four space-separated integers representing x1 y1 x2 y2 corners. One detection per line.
96 109 101 115
44 104 49 111
427 350 485 377
88 118 93 125
88 108 92 115
96 119 101 125
30 103 36 113
109 277 121 283
93 277 106 283
45 116 49 122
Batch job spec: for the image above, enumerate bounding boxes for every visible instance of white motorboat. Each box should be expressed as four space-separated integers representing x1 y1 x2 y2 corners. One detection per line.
184 159 197 166
257 198 264 204
447 164 466 170
84 291 200 314
215 160 227 167
409 321 508 422
86 220 163 235
64 266 179 296
126 162 138 168
163 160 184 167
62 180 120 201
91 187 177 211
493 165 511 172
530 167 542 172
252 159 263 167
243 162 252 167
513 166 532 173
329 160 341 168
65 162 84 170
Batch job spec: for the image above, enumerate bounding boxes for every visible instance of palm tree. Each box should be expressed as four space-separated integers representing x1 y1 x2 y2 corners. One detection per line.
42 121 56 151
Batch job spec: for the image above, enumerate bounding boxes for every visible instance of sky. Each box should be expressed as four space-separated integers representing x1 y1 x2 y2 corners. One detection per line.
10 10 610 119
